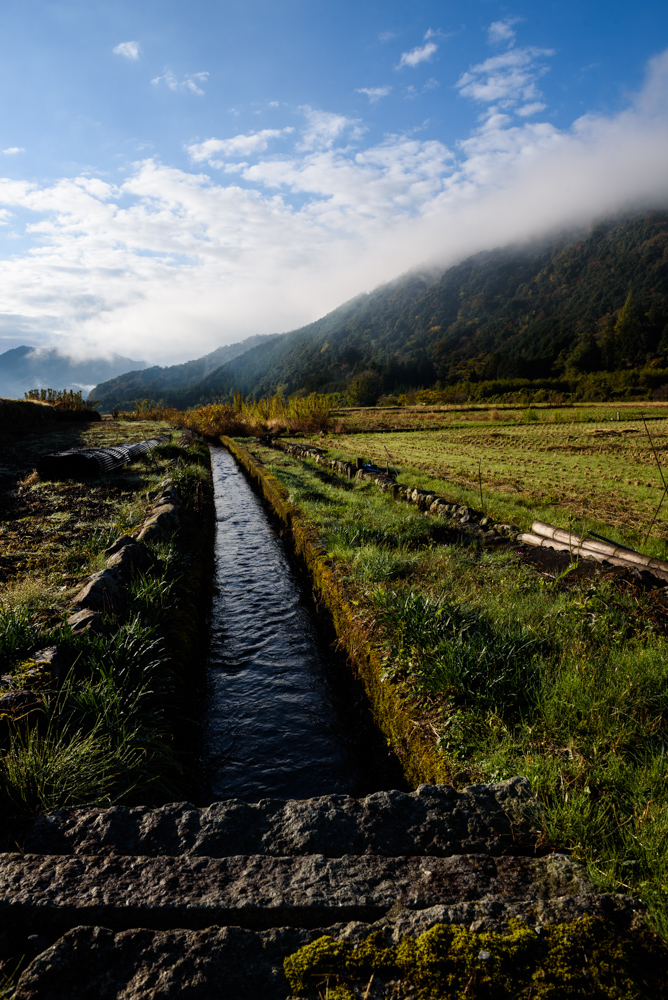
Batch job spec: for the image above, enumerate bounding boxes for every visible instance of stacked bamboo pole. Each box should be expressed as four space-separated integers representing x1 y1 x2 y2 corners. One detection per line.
519 521 668 583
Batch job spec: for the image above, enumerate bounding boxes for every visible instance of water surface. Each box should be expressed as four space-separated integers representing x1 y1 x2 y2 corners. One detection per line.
201 446 374 802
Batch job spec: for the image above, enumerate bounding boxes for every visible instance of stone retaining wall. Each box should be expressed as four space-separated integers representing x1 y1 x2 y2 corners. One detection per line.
269 439 520 545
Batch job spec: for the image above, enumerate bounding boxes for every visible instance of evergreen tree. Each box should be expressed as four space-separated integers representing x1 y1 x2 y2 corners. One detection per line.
613 290 646 366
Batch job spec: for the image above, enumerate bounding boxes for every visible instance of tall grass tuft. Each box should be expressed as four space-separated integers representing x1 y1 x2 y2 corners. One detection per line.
373 587 543 712
124 391 333 436
1 722 143 814
0 604 42 672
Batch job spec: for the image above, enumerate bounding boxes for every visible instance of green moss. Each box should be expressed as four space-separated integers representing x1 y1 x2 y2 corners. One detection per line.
284 936 354 993
283 917 668 998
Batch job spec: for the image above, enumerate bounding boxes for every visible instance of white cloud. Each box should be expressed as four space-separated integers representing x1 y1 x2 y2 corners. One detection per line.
379 31 397 43
456 47 553 107
397 41 438 70
298 107 365 150
113 40 140 60
516 101 547 117
356 86 392 103
187 129 294 165
0 52 666 365
3 147 25 155
152 70 209 96
487 19 521 47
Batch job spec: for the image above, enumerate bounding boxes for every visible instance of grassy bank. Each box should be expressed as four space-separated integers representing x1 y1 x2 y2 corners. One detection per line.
0 418 213 851
246 432 668 939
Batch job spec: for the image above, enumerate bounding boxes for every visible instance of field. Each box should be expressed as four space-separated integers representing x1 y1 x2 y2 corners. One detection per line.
323 402 668 557
245 402 668 938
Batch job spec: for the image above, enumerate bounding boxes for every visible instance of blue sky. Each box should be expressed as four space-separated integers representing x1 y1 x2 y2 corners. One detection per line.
0 0 667 364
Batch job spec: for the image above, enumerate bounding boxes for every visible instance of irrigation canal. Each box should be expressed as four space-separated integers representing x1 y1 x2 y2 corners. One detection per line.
200 445 392 802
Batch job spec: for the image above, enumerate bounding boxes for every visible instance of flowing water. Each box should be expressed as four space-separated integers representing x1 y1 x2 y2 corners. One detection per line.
201 446 392 802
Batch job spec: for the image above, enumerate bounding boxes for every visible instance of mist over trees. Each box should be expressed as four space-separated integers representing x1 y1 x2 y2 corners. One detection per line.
92 210 668 410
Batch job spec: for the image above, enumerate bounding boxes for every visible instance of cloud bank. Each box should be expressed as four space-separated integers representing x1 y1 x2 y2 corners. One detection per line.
0 50 667 364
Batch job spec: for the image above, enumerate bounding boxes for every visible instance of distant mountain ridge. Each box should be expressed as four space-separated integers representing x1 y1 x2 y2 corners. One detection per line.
92 209 668 409
90 334 280 411
0 346 147 402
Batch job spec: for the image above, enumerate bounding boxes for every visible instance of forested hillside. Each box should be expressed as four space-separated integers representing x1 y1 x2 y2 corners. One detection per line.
91 334 280 411
93 210 668 408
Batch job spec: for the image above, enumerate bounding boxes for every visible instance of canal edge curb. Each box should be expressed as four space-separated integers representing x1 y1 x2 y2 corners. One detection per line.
219 435 450 788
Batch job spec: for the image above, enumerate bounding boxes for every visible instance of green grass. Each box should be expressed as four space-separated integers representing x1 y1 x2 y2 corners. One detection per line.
319 406 668 556
253 441 668 939
0 424 210 845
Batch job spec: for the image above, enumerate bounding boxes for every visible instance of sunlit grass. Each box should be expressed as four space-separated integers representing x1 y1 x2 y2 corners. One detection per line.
0 422 208 845
254 440 668 937
317 410 668 556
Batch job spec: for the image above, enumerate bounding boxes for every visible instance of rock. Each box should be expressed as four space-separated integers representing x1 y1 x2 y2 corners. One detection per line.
66 608 104 634
23 779 540 858
148 502 180 524
105 543 148 577
71 569 121 613
137 521 168 544
0 852 598 936
30 647 68 684
137 504 180 543
10 889 648 1000
12 924 317 1000
0 690 42 719
156 487 180 507
103 534 136 558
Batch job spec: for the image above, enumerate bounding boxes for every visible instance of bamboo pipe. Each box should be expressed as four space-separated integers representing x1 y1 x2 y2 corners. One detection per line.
519 532 668 582
531 521 668 577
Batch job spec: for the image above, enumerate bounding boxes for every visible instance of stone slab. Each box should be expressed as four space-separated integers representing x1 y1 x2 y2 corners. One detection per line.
11 892 646 1000
23 778 539 858
12 924 314 1000
0 852 591 934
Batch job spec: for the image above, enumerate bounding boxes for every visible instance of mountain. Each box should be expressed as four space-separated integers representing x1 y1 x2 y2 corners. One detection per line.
90 334 281 412
0 346 147 401
92 209 668 409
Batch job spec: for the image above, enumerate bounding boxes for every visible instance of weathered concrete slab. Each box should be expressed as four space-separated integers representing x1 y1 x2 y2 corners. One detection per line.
0 852 591 934
23 778 540 858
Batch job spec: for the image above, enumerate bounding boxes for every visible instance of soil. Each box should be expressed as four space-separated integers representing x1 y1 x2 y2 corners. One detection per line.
0 421 152 587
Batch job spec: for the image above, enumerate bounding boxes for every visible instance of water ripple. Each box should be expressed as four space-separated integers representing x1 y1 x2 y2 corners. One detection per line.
200 446 361 802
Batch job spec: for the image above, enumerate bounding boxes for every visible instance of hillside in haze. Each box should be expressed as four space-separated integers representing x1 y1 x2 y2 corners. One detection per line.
92 210 668 409
0 347 147 401
91 334 281 412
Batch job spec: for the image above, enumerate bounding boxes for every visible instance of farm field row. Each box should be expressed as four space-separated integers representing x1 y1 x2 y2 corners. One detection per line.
320 407 668 557
331 400 668 434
